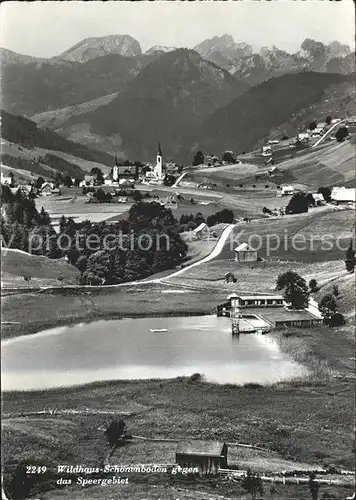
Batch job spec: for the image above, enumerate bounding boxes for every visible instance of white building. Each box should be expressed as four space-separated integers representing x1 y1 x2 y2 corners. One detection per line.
331 187 356 204
145 143 165 184
192 222 210 239
1 169 13 185
281 185 294 196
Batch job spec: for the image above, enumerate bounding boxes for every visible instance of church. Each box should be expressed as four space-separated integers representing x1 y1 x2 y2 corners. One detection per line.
145 143 165 184
106 156 139 185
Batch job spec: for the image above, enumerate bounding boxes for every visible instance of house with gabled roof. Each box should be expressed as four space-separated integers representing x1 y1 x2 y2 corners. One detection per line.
176 441 228 475
234 242 257 262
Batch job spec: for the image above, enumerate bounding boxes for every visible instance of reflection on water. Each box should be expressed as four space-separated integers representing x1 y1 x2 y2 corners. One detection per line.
1 316 307 391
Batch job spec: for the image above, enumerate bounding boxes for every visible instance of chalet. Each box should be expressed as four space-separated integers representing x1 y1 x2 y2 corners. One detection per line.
176 441 228 476
312 193 325 205
234 242 257 262
261 146 273 156
280 185 294 196
331 187 356 204
311 127 324 137
297 132 310 143
192 222 210 240
40 182 60 196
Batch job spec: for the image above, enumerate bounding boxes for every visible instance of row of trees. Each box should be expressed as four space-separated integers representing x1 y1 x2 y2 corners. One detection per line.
275 260 353 326
192 150 237 166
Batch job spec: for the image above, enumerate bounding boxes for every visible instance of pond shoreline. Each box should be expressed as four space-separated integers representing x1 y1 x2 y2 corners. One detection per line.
1 309 211 340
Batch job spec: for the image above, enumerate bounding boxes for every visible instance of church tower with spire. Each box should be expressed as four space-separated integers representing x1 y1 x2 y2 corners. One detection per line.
112 155 119 182
154 143 163 178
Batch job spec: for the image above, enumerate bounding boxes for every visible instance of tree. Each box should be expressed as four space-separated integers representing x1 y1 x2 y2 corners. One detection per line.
308 473 319 500
35 176 45 189
222 151 235 163
193 151 204 166
317 187 331 202
335 126 348 142
63 175 73 188
163 174 176 186
241 469 263 500
318 293 339 326
286 193 309 214
345 240 355 273
132 190 143 202
306 193 316 207
104 419 126 447
309 279 319 292
325 115 332 126
276 271 309 309
309 121 317 131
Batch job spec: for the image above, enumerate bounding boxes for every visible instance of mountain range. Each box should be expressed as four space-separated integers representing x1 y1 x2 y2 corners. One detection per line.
1 34 355 164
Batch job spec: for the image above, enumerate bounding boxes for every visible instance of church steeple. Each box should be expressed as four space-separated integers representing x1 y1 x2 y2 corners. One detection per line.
157 143 162 157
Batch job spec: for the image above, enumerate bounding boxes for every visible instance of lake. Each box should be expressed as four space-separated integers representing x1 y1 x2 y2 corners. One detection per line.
1 316 307 391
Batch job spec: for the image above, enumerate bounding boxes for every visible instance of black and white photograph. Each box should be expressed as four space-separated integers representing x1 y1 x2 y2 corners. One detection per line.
1 1 355 499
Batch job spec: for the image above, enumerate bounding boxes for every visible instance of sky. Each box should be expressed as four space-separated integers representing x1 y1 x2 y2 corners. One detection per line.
1 1 355 58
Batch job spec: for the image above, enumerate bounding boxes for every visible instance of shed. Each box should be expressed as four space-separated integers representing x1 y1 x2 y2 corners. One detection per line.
234 242 257 262
224 272 237 283
176 441 228 476
192 222 210 239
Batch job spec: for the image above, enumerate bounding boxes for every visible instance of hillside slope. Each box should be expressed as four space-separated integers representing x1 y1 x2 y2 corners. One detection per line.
2 54 144 117
50 49 249 160
1 249 80 287
181 72 353 160
1 110 114 168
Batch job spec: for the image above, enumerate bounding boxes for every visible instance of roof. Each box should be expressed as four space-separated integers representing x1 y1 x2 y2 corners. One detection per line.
331 187 355 202
234 242 255 252
312 193 324 201
281 185 294 191
176 441 226 457
193 222 208 233
237 294 283 301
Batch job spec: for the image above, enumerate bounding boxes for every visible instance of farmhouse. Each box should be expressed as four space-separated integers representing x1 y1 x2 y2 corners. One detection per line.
331 187 356 204
297 132 310 143
40 182 60 196
312 193 325 205
176 441 228 476
192 222 210 239
234 242 257 262
280 185 294 196
311 127 324 137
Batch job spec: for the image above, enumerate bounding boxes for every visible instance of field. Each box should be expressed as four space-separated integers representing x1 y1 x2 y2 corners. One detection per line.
1 248 80 288
1 139 111 178
35 194 130 227
216 207 355 262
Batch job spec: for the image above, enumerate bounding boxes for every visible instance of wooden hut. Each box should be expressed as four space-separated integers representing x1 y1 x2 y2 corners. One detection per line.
234 242 257 263
176 441 228 476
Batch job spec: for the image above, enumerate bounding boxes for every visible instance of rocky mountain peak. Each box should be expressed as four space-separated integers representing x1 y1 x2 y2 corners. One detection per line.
58 34 142 63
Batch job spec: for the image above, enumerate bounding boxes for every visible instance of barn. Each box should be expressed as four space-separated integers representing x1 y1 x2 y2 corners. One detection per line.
192 222 210 240
176 441 228 476
234 242 257 262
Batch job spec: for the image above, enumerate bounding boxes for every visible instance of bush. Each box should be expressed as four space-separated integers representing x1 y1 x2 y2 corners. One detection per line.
286 193 309 214
309 279 319 292
335 126 348 142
